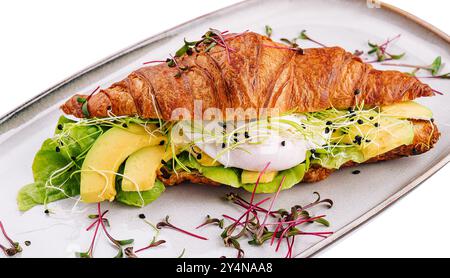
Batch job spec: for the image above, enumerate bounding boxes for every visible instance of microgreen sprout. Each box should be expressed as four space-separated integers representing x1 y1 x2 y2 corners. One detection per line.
157 216 208 240
178 248 186 258
124 247 138 258
134 238 166 254
278 37 304 54
353 50 364 56
299 30 326 47
76 86 100 117
265 25 273 38
195 215 224 229
367 34 405 63
142 28 240 75
382 56 444 76
217 167 333 258
77 203 134 258
0 221 22 257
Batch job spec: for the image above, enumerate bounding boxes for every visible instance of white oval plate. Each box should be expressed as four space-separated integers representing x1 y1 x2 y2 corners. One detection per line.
1 0 449 258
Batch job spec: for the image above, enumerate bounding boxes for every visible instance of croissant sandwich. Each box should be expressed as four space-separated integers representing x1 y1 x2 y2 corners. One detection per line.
17 31 440 210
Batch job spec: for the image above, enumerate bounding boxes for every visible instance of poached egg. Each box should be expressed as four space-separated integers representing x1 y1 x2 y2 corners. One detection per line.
176 114 328 172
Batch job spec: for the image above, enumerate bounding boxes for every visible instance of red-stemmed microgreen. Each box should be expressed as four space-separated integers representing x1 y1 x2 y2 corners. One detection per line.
134 237 166 254
135 219 166 253
381 56 444 76
143 59 169 65
353 50 364 56
262 43 304 54
77 203 134 258
76 214 101 258
196 215 224 229
217 170 333 258
76 86 100 117
86 210 109 231
142 28 239 74
265 25 273 38
156 215 208 240
124 246 138 258
278 38 305 54
417 72 450 80
0 221 22 257
299 30 327 47
256 176 285 239
367 34 405 63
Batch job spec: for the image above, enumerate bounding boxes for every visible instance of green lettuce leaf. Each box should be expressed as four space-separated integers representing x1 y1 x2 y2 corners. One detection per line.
17 116 102 211
176 152 309 193
312 147 364 169
116 179 165 207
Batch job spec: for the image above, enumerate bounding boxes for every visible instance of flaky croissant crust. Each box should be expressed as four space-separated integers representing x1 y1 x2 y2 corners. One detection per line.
61 32 434 120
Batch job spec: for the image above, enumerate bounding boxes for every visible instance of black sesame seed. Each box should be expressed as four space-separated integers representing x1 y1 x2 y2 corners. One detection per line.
219 122 227 129
160 167 171 179
369 116 374 120
159 140 165 146
234 138 239 143
244 131 249 138
311 149 316 154
107 106 112 111
374 123 379 127
222 143 226 148
57 124 63 130
353 135 362 145
55 147 60 153
44 209 49 214
138 214 146 219
281 141 286 146
350 118 355 122
234 133 238 137
357 119 364 125
326 121 332 125
354 89 361 95
122 123 128 128
365 139 371 143
161 159 166 165
324 127 330 134
431 118 435 123
196 154 202 160
352 170 361 175
24 241 31 246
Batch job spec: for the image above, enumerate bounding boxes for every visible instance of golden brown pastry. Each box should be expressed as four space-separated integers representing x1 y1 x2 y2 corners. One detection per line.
58 31 440 191
61 32 434 120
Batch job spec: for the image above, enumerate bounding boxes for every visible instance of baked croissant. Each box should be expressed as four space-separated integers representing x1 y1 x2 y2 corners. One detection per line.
61 32 434 120
60 32 439 186
17 30 441 212
52 31 446 204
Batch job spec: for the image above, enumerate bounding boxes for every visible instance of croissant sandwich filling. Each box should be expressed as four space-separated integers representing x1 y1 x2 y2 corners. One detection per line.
17 99 438 210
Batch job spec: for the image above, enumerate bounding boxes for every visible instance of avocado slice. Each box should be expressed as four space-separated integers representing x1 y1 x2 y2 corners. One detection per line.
80 124 165 203
340 117 414 160
122 145 165 192
241 170 278 184
381 101 432 120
